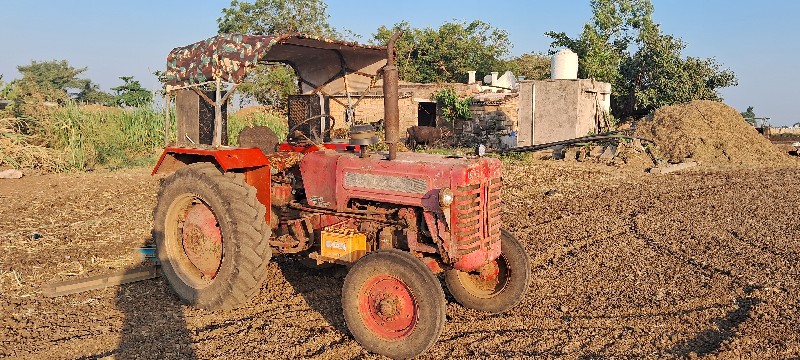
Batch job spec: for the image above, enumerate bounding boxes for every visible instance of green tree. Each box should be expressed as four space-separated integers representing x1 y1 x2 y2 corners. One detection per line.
236 65 296 108
218 0 337 36
547 0 737 119
741 106 756 126
0 74 11 99
77 82 114 105
111 76 153 107
17 60 90 94
217 0 340 108
506 53 551 81
15 59 112 105
547 0 653 84
373 20 511 83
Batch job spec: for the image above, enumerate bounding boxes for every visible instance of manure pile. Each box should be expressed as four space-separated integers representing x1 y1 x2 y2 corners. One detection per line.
635 100 793 167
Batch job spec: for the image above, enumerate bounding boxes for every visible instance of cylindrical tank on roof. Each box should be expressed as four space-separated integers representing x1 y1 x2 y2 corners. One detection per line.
551 49 578 80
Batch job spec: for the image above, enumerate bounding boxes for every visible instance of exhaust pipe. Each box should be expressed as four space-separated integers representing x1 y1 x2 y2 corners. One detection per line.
383 31 402 160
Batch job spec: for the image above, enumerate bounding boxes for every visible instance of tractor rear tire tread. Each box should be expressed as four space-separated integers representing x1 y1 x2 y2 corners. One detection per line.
154 162 271 311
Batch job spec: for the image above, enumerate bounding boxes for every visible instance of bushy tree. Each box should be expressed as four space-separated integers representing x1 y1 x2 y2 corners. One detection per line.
77 82 114 105
111 76 153 107
0 75 12 99
217 0 341 108
547 0 737 119
740 106 756 126
15 59 112 105
17 60 90 94
373 20 511 83
506 53 551 81
218 0 337 36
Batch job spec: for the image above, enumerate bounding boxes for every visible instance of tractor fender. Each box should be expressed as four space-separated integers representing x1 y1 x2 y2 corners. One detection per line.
151 147 272 226
152 147 269 176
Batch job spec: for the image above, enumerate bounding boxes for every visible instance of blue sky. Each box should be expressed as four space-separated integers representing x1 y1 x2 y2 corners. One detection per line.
1 1 797 126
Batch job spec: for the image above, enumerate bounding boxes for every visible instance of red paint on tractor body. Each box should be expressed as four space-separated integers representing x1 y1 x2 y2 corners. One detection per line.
243 165 272 225
300 150 502 270
277 142 360 154
152 147 270 175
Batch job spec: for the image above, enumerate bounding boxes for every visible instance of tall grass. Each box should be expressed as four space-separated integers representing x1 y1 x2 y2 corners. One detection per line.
2 103 290 172
0 103 170 171
44 104 168 169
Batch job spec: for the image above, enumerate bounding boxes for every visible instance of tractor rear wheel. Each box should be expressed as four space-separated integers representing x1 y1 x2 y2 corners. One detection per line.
445 228 530 314
153 162 271 311
342 249 446 359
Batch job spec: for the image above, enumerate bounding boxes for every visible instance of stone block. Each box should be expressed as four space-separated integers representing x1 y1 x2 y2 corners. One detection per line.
600 145 617 159
564 147 579 161
588 146 604 157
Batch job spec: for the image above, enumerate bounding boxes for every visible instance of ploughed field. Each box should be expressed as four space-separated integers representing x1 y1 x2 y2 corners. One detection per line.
1 160 799 359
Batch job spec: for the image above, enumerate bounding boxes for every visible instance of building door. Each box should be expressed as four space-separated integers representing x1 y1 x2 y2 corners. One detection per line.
417 102 437 127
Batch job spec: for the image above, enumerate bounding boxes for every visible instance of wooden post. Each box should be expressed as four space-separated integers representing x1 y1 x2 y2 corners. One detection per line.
164 92 171 146
213 78 223 147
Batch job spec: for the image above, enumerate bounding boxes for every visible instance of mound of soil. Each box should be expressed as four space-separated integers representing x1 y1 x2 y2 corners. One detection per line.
635 100 794 167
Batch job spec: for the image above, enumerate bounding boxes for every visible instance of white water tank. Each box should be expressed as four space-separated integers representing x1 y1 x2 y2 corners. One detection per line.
551 49 578 80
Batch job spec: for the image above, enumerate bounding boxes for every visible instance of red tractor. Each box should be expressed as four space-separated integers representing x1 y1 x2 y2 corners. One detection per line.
152 33 530 359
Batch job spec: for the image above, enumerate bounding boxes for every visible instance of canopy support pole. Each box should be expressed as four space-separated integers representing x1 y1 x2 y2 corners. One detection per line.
213 78 222 147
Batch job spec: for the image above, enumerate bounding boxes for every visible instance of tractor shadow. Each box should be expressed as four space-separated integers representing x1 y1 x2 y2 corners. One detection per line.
112 264 197 360
273 256 350 335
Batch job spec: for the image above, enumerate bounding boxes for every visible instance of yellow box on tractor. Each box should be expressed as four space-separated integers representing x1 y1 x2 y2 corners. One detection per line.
320 226 367 263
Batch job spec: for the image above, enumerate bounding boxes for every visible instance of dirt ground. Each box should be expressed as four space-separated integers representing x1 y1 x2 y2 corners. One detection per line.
1 158 799 359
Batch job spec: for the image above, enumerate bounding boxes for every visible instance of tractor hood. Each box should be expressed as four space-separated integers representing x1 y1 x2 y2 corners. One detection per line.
299 151 502 213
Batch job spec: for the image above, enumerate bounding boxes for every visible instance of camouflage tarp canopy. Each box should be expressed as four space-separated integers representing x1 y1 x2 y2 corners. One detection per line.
164 33 388 95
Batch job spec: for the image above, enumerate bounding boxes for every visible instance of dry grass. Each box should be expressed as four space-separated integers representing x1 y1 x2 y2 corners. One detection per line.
0 117 71 172
635 100 797 167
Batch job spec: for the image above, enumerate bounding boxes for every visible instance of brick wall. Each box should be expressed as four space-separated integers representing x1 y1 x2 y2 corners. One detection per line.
454 95 520 149
327 83 468 138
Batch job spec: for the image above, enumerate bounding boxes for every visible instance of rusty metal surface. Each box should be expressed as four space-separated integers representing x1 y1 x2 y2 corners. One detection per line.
243 165 272 224
182 203 223 278
383 32 402 160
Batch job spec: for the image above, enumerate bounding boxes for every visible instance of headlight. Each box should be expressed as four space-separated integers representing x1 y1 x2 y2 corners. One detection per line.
439 188 454 207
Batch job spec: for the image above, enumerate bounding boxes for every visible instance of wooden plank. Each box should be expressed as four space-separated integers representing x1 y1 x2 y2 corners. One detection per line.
41 266 160 297
176 89 200 145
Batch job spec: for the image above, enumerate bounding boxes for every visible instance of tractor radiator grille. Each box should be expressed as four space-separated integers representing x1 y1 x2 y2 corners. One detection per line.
451 176 502 256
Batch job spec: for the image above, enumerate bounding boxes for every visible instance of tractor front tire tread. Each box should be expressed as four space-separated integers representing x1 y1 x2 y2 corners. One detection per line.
342 249 446 359
444 228 531 314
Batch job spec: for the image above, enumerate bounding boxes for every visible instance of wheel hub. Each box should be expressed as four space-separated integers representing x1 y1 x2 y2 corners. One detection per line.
378 296 402 317
359 275 417 340
182 202 223 279
478 260 500 281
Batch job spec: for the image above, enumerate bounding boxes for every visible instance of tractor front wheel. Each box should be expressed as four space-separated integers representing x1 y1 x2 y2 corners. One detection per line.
445 228 530 314
153 162 271 311
342 249 446 359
